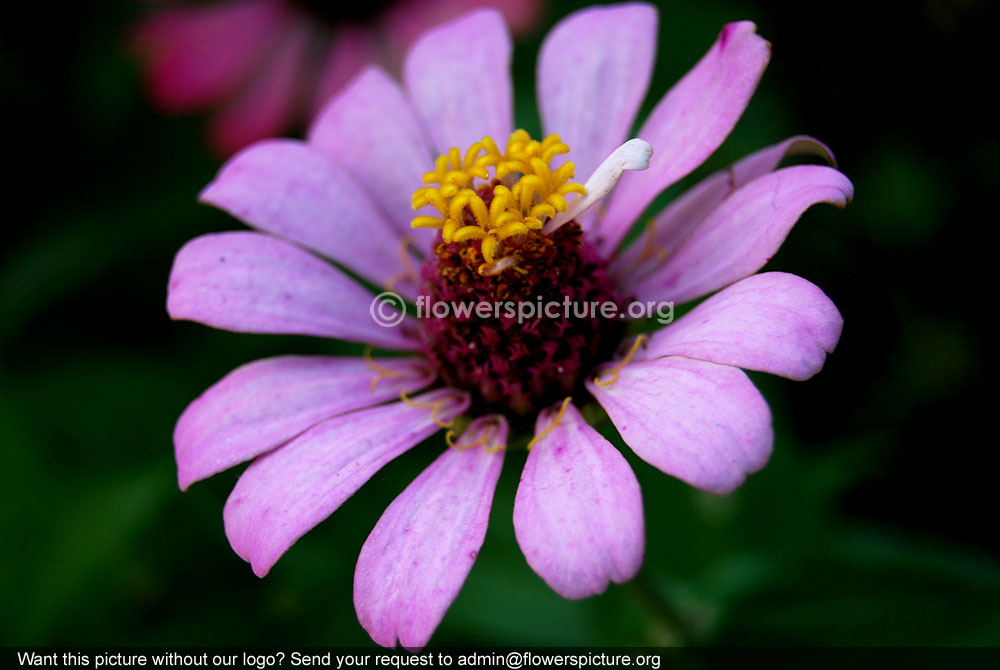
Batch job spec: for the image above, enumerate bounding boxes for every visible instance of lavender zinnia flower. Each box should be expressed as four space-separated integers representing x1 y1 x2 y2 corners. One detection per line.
167 3 852 649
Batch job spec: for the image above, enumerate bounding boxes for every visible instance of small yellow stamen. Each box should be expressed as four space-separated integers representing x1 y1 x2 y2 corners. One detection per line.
453 225 488 242
446 427 488 451
363 346 430 393
445 419 506 454
593 335 646 387
526 397 572 450
480 235 498 264
399 391 457 429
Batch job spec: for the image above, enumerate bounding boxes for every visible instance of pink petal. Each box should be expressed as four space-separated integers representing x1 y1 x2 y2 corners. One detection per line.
381 0 545 53
132 0 288 112
613 135 834 287
596 22 772 254
631 165 854 305
641 272 842 380
199 139 411 296
175 355 436 490
204 25 309 155
403 10 513 154
224 389 470 577
587 357 772 495
166 231 419 350
537 4 657 184
355 416 507 650
513 402 644 599
310 67 436 234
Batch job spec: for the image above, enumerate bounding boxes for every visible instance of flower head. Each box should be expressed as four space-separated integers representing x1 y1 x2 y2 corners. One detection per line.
168 3 852 649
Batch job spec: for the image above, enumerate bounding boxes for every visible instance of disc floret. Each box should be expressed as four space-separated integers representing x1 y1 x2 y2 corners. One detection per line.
411 130 587 273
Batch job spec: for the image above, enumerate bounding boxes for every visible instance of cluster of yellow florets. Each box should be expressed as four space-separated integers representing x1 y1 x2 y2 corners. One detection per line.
411 130 586 266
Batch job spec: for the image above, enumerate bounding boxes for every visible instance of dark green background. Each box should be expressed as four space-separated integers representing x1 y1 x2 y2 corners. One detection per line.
2 0 997 646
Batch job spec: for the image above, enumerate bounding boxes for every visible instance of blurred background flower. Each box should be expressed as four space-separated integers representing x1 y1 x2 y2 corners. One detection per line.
130 0 546 155
1 0 998 648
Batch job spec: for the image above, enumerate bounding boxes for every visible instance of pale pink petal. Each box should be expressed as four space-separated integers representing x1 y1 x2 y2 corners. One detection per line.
513 402 644 599
199 139 411 295
310 28 374 117
544 139 652 234
355 416 508 650
613 136 834 286
166 231 419 350
639 273 842 381
403 10 513 154
538 4 657 183
175 356 436 490
310 67 436 233
205 25 309 155
631 165 854 304
596 22 772 253
133 0 288 112
225 389 470 576
587 357 772 495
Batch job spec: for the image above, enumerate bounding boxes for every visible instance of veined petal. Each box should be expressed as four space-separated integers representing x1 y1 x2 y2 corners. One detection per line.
175 355 436 490
587 357 772 496
544 139 653 234
597 22 772 253
310 67 436 233
640 273 843 380
166 231 419 350
513 402 644 599
355 416 507 650
224 389 470 577
613 135 834 286
199 139 412 297
631 165 854 304
403 10 513 155
538 3 657 182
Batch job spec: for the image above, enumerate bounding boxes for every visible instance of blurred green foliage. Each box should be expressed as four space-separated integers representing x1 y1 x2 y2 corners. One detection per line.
1 0 997 647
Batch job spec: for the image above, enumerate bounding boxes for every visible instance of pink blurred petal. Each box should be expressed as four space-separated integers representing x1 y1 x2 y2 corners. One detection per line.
596 22 772 254
403 10 513 154
537 4 657 184
224 389 470 576
640 272 843 381
613 136 834 286
587 357 772 495
310 67 436 233
310 28 375 117
631 165 854 305
205 24 310 155
513 402 644 599
175 355 436 490
166 231 419 350
355 416 507 650
199 139 411 296
133 0 288 112
382 0 545 54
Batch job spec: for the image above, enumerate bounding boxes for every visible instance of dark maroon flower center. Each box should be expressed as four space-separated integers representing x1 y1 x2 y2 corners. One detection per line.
418 220 626 420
